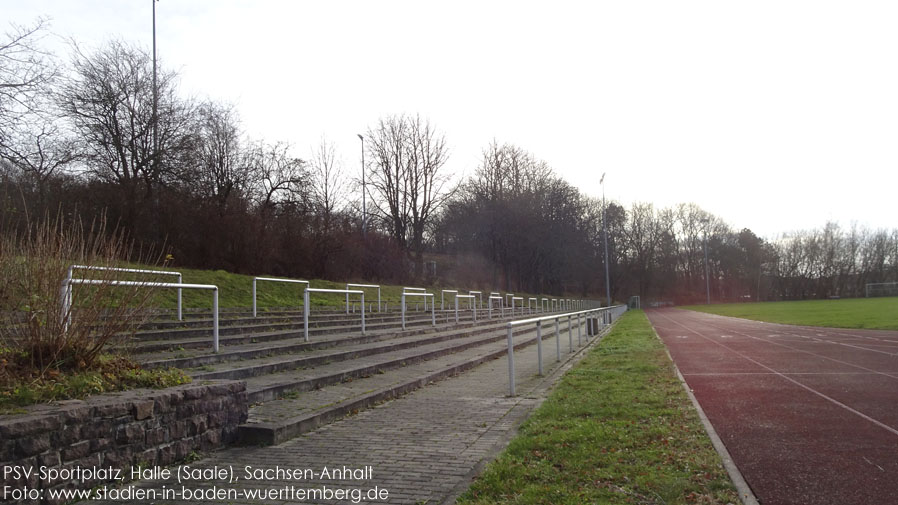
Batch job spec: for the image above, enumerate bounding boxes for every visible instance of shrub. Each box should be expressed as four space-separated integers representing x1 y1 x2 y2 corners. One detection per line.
0 214 164 380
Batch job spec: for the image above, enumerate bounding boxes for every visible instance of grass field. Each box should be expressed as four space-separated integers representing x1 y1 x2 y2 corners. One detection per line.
457 310 738 505
682 297 898 330
97 264 548 312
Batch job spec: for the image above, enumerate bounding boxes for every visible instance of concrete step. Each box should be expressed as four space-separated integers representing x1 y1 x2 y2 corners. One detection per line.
238 319 603 445
184 318 516 380
125 312 442 353
239 319 584 405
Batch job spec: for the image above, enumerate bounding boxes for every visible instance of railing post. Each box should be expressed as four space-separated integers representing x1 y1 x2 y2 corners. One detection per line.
345 287 349 315
507 325 516 397
378 287 381 313
537 320 543 376
577 313 582 345
431 295 436 326
361 293 366 335
304 289 310 342
454 296 459 324
177 273 183 321
568 315 573 353
212 288 219 353
252 278 257 318
401 293 406 330
555 317 560 361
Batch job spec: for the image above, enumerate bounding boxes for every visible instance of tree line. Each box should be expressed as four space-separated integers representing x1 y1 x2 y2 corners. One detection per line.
2 21 896 303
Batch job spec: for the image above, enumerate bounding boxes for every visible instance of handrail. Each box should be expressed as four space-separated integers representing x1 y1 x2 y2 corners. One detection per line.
304 288 364 341
440 289 458 311
67 265 183 321
401 292 435 329
504 304 626 396
253 277 309 317
468 291 483 309
347 283 381 313
403 287 428 310
487 295 504 319
454 294 476 323
62 279 219 352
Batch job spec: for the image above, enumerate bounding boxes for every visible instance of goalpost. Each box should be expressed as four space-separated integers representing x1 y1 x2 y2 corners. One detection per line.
866 282 898 298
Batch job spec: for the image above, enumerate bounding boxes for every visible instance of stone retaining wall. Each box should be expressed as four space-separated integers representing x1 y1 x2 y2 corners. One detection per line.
0 381 247 503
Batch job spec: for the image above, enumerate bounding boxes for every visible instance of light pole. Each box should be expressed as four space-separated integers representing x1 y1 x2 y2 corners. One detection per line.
704 226 711 304
152 0 158 172
600 173 611 307
357 134 366 237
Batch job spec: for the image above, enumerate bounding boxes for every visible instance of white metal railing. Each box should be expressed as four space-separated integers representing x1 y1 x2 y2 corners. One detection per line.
401 292 435 329
403 287 428 310
469 291 483 309
347 283 381 313
454 294 476 323
60 278 220 352
304 288 364 341
528 297 538 314
488 295 504 319
66 265 183 320
505 304 626 396
440 289 458 311
253 277 309 317
512 296 524 316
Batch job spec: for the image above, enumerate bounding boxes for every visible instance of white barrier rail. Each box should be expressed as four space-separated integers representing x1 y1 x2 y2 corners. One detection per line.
305 288 364 341
347 283 381 313
505 304 626 396
401 292 435 329
253 277 309 317
512 296 524 316
403 287 428 310
61 279 219 352
528 297 538 314
455 294 476 323
469 291 483 309
440 289 458 311
488 295 504 319
66 265 183 321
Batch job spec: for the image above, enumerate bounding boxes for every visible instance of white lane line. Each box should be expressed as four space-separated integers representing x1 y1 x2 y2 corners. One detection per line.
696 320 898 381
683 372 896 376
654 311 898 438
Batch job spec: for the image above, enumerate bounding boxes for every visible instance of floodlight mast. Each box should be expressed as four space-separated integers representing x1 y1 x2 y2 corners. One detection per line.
601 173 611 307
358 133 366 237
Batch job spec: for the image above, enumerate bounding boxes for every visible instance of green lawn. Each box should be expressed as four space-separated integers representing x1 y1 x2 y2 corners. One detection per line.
103 264 547 312
682 297 898 330
457 310 738 505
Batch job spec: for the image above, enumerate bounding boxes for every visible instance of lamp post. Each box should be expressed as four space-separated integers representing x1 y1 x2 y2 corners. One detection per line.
152 0 158 173
600 173 611 307
358 133 366 237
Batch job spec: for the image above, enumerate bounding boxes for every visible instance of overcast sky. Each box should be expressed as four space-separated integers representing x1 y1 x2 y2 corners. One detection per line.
6 0 897 238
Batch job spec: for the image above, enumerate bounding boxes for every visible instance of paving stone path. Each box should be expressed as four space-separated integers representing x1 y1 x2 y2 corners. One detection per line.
87 327 606 505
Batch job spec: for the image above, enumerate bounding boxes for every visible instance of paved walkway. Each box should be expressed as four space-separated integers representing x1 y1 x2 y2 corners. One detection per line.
87 326 604 504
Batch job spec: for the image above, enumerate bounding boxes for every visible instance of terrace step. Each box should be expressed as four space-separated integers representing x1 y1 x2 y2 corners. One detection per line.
238 322 598 445
138 317 491 370
183 318 516 380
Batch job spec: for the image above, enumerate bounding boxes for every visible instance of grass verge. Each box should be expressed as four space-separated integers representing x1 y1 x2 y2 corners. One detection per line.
681 297 898 330
457 310 739 505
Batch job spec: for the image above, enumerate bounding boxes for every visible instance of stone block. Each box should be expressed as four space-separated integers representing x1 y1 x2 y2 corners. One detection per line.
132 400 155 420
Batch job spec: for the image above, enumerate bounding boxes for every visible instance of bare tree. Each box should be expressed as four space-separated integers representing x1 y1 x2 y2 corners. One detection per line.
309 136 347 224
246 140 308 213
57 40 194 225
366 114 453 278
190 101 248 211
0 18 56 142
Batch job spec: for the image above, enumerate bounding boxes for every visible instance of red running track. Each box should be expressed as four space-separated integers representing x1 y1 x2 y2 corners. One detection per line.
647 308 898 505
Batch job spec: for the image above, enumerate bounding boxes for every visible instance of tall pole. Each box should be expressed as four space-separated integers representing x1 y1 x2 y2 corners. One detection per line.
601 173 611 307
704 229 711 304
358 134 366 237
152 0 158 172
